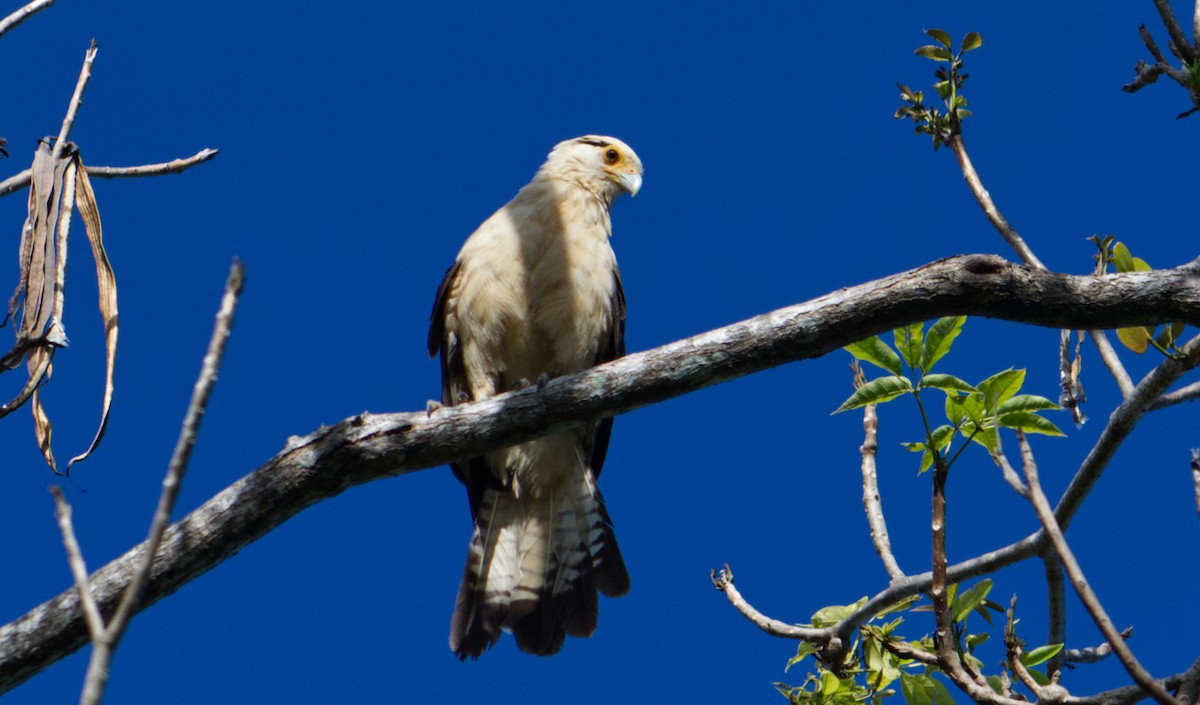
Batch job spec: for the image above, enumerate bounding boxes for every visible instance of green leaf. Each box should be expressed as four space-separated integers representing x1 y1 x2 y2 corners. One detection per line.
900 674 933 705
786 640 817 671
845 336 903 376
916 45 953 61
1027 668 1051 686
921 316 966 370
925 28 952 48
960 32 983 53
834 376 913 413
998 411 1066 437
979 369 1025 411
810 597 868 628
945 392 984 426
920 373 978 395
986 675 1004 694
894 323 924 369
996 394 1060 415
1117 325 1153 354
950 579 992 623
929 424 955 451
1112 242 1135 272
876 594 922 618
967 426 999 452
966 632 990 648
900 673 954 705
1020 643 1064 668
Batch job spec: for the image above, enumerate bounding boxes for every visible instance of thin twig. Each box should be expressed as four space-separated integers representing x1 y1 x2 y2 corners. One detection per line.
1019 434 1068 678
52 41 98 165
990 448 1029 497
1043 552 1067 677
73 262 245 705
709 565 830 642
1154 0 1195 62
1149 379 1200 411
1007 596 1070 703
1020 432 1178 705
854 363 904 581
1141 24 1169 63
0 149 220 198
1091 329 1135 399
947 134 1045 269
1064 627 1132 664
0 0 53 39
49 488 105 639
105 260 244 635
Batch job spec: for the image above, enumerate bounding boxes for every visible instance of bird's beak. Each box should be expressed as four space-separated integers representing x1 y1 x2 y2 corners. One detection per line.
617 171 643 197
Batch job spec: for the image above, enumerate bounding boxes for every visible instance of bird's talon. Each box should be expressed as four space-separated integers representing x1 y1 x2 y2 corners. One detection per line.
536 372 550 391
510 378 531 392
425 400 443 417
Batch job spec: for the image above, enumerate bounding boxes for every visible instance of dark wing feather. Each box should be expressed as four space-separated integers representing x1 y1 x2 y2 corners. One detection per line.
588 265 629 597
589 265 625 479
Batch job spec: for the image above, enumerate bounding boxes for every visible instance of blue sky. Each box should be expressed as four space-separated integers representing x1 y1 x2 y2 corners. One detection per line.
0 1 1197 703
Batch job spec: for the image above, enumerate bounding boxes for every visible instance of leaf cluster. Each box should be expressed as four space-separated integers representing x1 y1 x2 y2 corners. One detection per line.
1089 235 1187 356
838 317 1063 474
776 581 1061 705
895 29 982 149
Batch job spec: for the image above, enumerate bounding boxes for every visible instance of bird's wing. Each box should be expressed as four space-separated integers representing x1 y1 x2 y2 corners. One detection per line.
429 259 498 517
588 264 625 480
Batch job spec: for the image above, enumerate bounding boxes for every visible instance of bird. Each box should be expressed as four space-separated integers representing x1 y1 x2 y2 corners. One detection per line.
428 135 643 658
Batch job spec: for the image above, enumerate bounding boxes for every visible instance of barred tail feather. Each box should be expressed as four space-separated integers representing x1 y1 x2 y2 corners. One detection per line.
448 469 628 659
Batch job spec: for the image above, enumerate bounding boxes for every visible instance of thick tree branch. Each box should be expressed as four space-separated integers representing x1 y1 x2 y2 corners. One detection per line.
2 255 1200 692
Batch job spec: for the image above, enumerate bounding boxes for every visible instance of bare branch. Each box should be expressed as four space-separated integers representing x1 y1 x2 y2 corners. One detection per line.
1175 655 1200 705
1020 432 1177 705
0 0 53 39
52 42 98 164
947 134 1045 269
48 488 104 640
1054 335 1200 531
107 260 243 639
1149 379 1200 410
990 448 1029 498
0 149 220 198
710 566 829 642
1153 0 1196 62
1090 329 1135 399
855 364 904 581
1 256 1199 691
1064 627 1132 665
1141 23 1170 63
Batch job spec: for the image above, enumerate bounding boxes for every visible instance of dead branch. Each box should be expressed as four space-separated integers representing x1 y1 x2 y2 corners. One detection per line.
2 255 1200 692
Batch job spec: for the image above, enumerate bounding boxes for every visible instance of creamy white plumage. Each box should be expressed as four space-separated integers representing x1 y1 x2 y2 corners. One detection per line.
429 136 643 658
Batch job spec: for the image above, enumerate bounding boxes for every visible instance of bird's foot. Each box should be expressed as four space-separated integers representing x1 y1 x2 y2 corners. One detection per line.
510 373 551 392
425 400 443 417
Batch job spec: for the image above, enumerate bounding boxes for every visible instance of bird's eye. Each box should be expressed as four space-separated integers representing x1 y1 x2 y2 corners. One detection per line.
603 148 620 165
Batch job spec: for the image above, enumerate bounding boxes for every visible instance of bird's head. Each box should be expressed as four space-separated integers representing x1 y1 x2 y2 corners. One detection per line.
537 135 644 203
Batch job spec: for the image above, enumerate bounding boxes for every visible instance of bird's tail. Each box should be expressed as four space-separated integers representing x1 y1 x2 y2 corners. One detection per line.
449 468 628 658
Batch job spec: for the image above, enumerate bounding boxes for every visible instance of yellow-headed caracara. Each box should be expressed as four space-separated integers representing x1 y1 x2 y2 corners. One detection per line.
429 136 643 658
